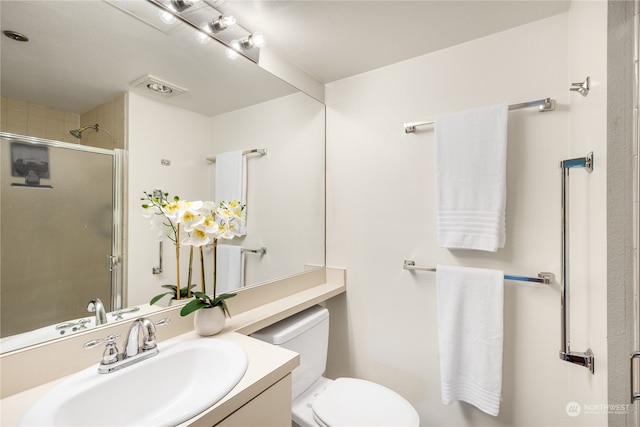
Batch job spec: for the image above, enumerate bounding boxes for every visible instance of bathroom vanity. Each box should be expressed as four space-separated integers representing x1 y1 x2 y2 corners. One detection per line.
0 268 346 426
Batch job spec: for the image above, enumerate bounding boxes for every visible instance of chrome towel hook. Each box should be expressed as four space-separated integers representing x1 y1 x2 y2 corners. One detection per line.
570 76 590 97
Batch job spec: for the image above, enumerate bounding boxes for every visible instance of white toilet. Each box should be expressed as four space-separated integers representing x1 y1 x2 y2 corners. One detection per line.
251 305 420 427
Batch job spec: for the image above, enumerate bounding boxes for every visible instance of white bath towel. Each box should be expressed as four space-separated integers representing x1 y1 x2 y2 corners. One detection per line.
215 244 245 295
435 103 508 252
436 264 504 416
215 150 247 235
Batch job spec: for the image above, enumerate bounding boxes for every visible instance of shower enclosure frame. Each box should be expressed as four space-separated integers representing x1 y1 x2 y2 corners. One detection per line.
634 1 640 422
0 132 125 315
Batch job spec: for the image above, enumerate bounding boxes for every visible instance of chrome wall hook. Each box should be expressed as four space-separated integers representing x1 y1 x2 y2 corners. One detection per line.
570 76 590 97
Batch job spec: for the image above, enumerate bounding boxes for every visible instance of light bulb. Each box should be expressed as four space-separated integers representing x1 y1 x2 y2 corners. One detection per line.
195 30 210 44
170 0 196 12
221 12 237 27
195 22 210 44
210 11 236 32
225 40 240 59
159 10 176 25
249 32 266 48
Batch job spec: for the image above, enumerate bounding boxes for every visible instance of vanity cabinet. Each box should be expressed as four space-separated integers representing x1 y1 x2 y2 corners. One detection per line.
215 374 292 427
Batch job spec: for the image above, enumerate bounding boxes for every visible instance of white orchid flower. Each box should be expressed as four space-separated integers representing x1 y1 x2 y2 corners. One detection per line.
199 215 218 235
212 221 241 240
181 202 205 232
181 228 211 247
165 200 202 223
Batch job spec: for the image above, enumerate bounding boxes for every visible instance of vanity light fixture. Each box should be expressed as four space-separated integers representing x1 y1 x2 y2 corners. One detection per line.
195 12 234 44
239 31 266 49
225 32 266 60
146 0 265 63
208 12 236 33
169 0 200 13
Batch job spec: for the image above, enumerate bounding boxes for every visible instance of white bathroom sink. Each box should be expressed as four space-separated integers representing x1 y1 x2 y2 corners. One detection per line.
20 337 248 426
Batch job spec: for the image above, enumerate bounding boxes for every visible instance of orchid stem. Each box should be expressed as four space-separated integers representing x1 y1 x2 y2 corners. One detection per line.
187 246 193 298
200 247 206 293
175 224 180 300
213 239 218 297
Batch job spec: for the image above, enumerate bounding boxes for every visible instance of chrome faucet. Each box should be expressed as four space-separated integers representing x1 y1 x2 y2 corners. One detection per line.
87 298 107 326
124 317 158 358
83 317 169 374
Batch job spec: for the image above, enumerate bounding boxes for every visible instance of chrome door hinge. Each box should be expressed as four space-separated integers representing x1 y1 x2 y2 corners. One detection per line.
631 352 640 403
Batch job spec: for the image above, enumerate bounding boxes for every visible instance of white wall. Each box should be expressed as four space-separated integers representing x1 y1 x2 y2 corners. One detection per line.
325 4 608 426
209 92 325 287
127 92 213 307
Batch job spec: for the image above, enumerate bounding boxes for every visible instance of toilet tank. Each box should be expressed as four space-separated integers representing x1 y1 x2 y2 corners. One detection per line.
251 305 329 400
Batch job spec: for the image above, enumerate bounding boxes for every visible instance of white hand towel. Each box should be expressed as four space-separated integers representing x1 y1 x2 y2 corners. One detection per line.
215 244 245 295
435 103 508 252
436 265 504 416
215 150 247 235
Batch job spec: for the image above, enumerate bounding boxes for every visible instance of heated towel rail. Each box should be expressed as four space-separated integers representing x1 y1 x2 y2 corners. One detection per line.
559 152 594 374
403 260 553 284
207 148 267 163
403 98 556 133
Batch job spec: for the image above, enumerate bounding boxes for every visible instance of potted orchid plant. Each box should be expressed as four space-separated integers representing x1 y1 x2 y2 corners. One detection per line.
142 192 246 334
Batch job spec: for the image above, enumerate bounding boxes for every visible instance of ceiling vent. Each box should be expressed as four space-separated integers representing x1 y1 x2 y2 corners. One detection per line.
130 74 187 97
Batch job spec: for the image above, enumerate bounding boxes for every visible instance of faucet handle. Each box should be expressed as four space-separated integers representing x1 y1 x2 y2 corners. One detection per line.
140 318 170 351
111 306 141 321
84 334 121 365
155 318 171 327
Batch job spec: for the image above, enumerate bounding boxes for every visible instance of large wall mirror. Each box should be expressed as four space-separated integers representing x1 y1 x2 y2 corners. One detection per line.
0 0 325 353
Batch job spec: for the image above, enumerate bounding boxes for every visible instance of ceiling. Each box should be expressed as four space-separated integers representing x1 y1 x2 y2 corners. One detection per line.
0 0 571 116
224 0 572 84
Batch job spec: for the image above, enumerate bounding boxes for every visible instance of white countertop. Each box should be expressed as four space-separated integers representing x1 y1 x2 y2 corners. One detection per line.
0 267 346 426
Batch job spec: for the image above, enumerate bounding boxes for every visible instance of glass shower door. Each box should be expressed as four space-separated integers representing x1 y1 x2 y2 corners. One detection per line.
0 134 120 337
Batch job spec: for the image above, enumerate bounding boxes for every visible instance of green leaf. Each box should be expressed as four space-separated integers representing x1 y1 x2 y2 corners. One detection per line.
212 293 236 317
211 293 236 305
179 284 196 298
150 292 171 306
180 299 208 316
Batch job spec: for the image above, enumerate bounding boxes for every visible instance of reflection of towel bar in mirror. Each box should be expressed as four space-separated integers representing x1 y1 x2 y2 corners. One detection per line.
403 97 556 133
243 247 267 255
402 260 553 284
206 149 267 163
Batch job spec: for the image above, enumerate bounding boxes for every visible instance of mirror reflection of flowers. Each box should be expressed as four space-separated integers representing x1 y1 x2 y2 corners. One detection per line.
142 191 246 307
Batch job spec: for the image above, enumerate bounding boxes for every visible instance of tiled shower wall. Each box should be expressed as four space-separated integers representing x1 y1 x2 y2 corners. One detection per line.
79 93 126 150
0 97 79 144
0 94 126 150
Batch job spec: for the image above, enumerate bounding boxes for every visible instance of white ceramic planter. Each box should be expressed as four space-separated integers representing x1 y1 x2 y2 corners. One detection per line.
193 306 226 336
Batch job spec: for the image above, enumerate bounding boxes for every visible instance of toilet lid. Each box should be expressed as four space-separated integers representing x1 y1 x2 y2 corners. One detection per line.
311 378 419 427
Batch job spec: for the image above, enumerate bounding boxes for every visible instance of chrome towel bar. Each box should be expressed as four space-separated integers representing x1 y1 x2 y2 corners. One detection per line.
207 148 267 163
403 260 553 284
403 97 556 133
242 247 267 255
559 152 594 374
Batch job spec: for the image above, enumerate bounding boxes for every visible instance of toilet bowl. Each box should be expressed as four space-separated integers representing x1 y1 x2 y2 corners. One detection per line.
251 305 420 427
